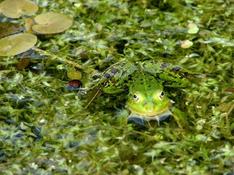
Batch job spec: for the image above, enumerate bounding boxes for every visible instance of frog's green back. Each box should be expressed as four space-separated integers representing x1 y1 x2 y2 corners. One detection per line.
129 72 163 95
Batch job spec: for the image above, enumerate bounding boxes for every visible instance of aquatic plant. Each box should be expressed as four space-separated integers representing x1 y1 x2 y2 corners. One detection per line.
0 0 233 174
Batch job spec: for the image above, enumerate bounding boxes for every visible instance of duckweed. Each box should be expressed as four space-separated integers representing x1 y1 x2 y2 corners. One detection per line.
0 0 233 174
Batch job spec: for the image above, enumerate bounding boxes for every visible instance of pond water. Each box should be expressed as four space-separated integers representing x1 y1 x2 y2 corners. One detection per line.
0 0 233 174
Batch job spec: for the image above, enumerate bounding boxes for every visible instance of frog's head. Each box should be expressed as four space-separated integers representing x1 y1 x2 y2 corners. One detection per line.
126 74 171 117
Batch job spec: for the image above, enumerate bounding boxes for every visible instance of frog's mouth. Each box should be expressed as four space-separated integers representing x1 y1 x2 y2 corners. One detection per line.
130 107 170 117
128 110 172 122
127 102 172 117
127 99 172 118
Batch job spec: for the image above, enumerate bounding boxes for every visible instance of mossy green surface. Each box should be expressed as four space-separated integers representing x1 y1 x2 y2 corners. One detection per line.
0 0 233 174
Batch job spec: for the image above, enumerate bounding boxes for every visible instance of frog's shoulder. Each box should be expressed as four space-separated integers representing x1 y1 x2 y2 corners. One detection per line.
139 60 192 88
128 71 162 88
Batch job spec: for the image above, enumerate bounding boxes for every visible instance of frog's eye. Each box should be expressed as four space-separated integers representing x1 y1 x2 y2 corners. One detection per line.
130 92 143 103
131 92 143 102
159 91 164 99
133 94 139 101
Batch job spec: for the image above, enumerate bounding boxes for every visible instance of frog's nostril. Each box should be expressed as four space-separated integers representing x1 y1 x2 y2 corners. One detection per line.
144 103 154 111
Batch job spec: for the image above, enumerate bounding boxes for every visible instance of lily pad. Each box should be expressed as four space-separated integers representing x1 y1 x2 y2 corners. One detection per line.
32 12 73 34
0 33 37 56
0 0 38 18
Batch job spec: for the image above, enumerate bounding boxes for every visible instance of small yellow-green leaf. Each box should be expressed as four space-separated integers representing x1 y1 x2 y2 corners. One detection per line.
32 12 73 34
0 33 37 56
180 40 193 49
67 68 82 80
187 22 199 34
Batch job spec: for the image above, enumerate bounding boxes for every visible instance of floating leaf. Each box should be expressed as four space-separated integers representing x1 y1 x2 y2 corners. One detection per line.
180 40 193 48
67 67 82 80
32 12 73 34
0 33 37 56
187 22 199 34
0 0 38 18
0 22 23 38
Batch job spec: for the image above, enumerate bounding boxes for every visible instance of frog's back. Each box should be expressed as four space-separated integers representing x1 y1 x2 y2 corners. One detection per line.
129 72 163 95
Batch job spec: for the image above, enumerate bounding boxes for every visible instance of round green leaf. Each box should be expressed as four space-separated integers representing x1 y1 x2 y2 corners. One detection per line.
32 12 73 34
0 0 38 18
0 33 37 56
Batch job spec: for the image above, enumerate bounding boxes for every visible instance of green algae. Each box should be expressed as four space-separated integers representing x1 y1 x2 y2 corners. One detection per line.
0 0 233 174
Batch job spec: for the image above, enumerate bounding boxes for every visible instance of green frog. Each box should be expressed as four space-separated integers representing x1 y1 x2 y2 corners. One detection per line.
126 72 173 126
86 61 188 128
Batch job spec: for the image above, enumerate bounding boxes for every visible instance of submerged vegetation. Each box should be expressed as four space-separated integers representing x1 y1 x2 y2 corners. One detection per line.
0 0 233 174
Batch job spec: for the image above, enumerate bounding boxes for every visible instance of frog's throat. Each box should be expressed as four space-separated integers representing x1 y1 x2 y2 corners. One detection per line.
128 110 172 121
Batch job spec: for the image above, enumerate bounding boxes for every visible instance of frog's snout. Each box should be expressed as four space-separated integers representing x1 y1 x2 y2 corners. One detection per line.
143 102 155 112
